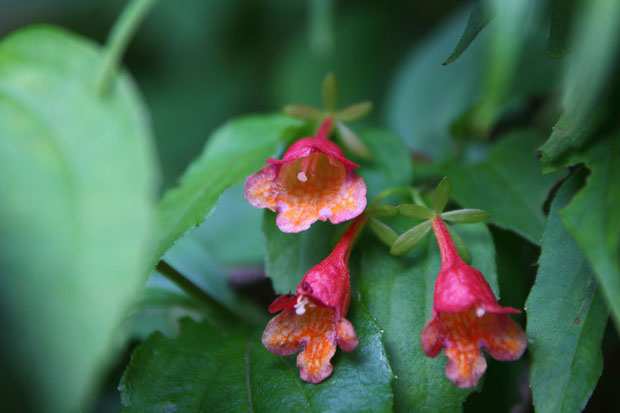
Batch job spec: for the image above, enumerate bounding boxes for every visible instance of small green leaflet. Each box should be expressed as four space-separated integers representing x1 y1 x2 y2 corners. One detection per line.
443 0 495 65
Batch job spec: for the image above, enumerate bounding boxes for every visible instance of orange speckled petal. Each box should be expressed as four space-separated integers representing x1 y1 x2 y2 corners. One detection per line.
481 313 527 362
445 346 487 388
261 305 338 383
244 165 278 211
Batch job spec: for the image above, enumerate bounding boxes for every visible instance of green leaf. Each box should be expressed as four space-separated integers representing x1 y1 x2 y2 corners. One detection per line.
369 217 399 247
441 209 491 224
359 223 499 412
336 101 373 122
526 169 609 412
283 104 324 120
561 136 620 331
443 0 495 65
322 72 338 111
539 0 620 169
399 203 435 220
547 0 577 58
0 26 157 411
150 114 302 267
390 221 432 256
120 297 394 412
357 128 414 201
445 130 563 244
432 176 452 213
386 7 485 158
263 212 335 294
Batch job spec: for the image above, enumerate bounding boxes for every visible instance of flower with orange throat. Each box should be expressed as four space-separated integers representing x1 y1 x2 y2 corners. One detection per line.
244 117 367 233
261 215 366 383
421 216 527 388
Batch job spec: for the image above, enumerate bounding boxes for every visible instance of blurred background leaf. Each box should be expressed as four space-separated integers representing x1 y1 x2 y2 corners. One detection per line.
0 26 157 412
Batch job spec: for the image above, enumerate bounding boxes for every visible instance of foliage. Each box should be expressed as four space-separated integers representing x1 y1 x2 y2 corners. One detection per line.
1 0 619 412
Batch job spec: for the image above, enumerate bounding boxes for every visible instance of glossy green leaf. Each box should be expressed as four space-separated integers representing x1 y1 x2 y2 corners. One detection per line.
0 26 157 412
390 220 432 256
561 136 620 331
399 203 435 220
283 104 324 121
369 217 399 247
336 101 373 122
263 212 335 294
150 114 302 266
443 0 494 65
120 297 394 412
359 223 499 412
441 209 491 224
539 0 620 169
322 72 338 111
433 176 452 213
357 128 414 200
547 0 577 58
527 169 609 412
445 130 562 244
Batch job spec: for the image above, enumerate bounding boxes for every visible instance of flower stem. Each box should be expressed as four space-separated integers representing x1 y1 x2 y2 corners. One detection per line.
430 216 462 267
334 213 369 263
96 0 159 95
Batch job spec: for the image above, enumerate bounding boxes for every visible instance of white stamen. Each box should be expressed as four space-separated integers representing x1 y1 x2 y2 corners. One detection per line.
295 295 309 315
297 171 308 182
475 307 486 318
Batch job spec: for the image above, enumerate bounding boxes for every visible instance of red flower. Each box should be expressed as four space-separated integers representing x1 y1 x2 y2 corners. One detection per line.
244 117 367 233
421 216 527 388
261 215 366 383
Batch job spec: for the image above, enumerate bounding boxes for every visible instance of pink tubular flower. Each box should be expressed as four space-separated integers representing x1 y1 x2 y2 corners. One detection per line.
244 117 367 233
421 216 527 388
261 215 367 383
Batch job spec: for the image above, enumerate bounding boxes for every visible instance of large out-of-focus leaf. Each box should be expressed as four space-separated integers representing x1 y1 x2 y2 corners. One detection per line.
0 26 157 412
359 223 500 412
150 114 302 266
386 7 484 159
526 169 608 413
539 0 620 169
263 212 336 294
120 297 394 412
547 0 577 58
443 0 494 65
561 136 620 331
357 128 414 200
445 130 562 244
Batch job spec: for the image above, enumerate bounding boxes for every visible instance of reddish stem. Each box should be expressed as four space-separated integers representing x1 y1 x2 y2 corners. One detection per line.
315 117 333 140
331 214 369 264
430 216 462 267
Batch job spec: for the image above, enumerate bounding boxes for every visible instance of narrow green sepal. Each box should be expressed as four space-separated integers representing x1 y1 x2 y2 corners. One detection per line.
398 204 435 220
367 205 399 218
446 225 471 264
336 101 373 122
432 176 452 214
322 72 338 112
390 220 432 256
336 121 373 159
283 104 324 121
441 208 491 224
369 218 399 247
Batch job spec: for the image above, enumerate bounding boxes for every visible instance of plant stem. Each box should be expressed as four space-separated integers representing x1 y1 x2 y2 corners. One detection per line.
156 260 228 311
96 0 159 95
